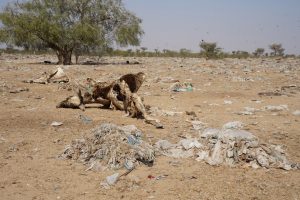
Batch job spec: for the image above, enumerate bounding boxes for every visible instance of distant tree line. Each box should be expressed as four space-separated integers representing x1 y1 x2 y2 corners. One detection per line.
1 42 298 60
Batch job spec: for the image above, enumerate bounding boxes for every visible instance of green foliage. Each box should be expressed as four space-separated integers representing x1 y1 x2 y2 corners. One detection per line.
232 50 250 59
253 48 265 57
0 0 143 64
179 48 191 57
269 43 284 56
199 41 221 59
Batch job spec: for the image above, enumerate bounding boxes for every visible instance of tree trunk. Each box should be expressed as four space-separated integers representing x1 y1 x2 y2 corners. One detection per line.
62 50 73 65
75 53 79 64
56 51 63 64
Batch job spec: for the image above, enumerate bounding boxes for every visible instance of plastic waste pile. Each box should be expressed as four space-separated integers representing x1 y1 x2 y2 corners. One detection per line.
170 82 193 92
60 122 298 171
60 123 155 171
155 121 299 170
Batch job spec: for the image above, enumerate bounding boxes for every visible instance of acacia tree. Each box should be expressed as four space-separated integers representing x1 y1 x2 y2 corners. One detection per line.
253 48 265 57
269 43 284 56
199 41 221 59
0 0 143 65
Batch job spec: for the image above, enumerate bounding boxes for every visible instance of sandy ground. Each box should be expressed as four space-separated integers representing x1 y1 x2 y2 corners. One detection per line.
0 54 299 200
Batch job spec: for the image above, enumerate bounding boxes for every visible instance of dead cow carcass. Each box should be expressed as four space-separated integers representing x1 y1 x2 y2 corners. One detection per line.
57 72 163 128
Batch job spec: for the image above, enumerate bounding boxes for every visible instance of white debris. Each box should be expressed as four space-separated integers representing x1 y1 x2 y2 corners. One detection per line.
147 106 183 117
244 107 259 112
155 138 201 158
155 140 175 150
224 100 233 105
235 111 254 115
196 151 209 161
179 138 202 150
200 128 221 138
222 129 256 141
236 107 260 115
60 123 155 170
191 121 206 131
222 121 244 130
264 105 288 112
106 173 119 185
256 154 269 168
292 110 300 116
166 148 194 158
206 140 223 166
51 121 63 127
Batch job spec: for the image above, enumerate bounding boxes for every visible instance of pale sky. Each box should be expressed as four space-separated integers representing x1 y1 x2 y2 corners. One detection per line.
123 0 300 55
1 0 300 55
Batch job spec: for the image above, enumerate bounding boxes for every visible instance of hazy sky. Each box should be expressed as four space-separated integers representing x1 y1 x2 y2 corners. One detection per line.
123 0 300 55
1 0 300 54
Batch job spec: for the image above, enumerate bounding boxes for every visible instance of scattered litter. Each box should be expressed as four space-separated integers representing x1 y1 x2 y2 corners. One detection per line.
147 106 183 117
232 76 254 82
79 115 93 124
222 121 244 130
235 107 260 115
185 111 197 117
180 138 202 150
24 67 69 84
154 77 179 83
191 121 207 131
148 175 155 179
264 105 288 112
258 91 282 96
51 121 63 127
155 138 201 158
292 110 300 116
106 173 119 185
9 87 29 94
200 128 220 138
235 111 254 115
170 82 193 92
251 100 262 104
156 174 168 180
0 135 6 143
224 100 233 105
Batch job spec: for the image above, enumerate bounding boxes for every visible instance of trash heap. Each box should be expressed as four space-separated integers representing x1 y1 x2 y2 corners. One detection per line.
155 121 299 170
60 123 155 171
60 122 298 171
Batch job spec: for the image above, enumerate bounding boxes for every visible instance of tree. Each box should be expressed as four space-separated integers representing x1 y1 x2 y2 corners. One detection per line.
140 47 147 52
253 48 265 57
199 41 221 59
179 48 191 58
269 43 284 56
0 0 143 65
